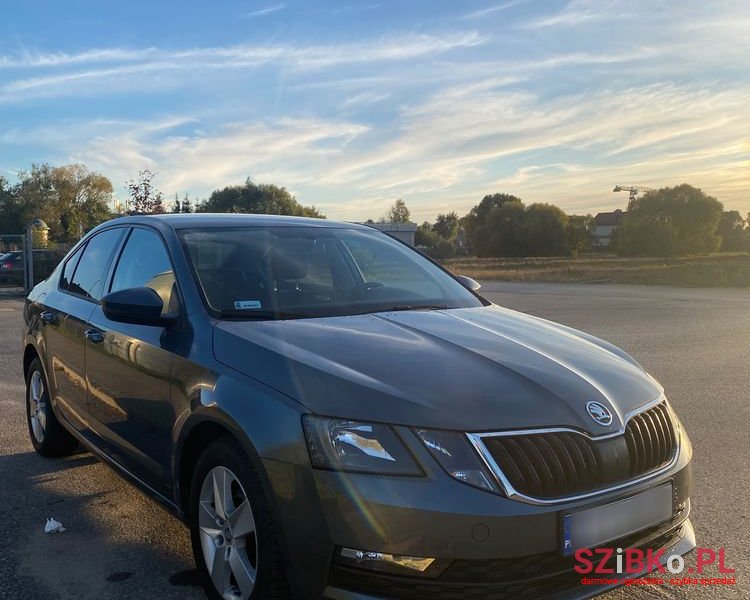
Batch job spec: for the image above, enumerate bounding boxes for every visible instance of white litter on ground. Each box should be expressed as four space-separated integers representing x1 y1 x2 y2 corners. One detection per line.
44 518 66 534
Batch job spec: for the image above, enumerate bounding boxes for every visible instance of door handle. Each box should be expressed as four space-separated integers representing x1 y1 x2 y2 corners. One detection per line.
40 311 57 325
84 329 104 344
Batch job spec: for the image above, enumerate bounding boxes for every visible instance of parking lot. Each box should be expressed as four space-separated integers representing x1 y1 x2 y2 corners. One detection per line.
1 282 747 599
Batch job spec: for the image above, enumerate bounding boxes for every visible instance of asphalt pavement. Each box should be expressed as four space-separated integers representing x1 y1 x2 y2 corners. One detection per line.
1 282 747 599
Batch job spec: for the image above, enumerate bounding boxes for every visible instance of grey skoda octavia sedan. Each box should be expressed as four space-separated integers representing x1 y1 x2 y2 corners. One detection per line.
23 214 694 600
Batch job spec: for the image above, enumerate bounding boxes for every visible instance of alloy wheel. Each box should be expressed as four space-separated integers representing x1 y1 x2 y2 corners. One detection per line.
198 466 259 600
28 370 47 444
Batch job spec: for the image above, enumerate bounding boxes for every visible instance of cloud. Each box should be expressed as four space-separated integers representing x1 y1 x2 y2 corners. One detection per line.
307 4 381 16
2 1 748 221
519 0 749 34
0 47 158 69
7 77 748 221
520 0 622 29
0 31 487 103
463 0 529 20
0 31 486 71
340 91 391 109
59 116 369 200
0 116 197 145
306 80 750 217
242 3 286 18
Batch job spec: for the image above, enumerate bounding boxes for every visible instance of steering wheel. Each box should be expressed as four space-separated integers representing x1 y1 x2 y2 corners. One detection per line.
346 281 385 300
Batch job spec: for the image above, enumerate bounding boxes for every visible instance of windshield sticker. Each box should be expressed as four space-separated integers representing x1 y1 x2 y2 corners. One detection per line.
234 300 262 310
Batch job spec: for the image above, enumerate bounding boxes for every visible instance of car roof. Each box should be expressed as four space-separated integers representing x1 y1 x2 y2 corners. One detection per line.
98 213 373 232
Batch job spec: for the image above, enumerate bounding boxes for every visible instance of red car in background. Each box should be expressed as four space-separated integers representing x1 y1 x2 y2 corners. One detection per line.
0 250 65 287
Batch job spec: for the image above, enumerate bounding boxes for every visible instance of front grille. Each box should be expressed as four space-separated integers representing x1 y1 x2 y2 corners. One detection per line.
624 403 677 477
482 402 677 500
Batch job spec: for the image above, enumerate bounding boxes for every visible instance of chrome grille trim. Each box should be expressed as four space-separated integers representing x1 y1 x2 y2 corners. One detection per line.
467 396 681 506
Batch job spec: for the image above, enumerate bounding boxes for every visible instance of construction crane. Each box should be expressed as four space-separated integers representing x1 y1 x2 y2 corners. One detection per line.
613 185 655 203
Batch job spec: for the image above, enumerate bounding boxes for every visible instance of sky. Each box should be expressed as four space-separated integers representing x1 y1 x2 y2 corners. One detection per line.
0 0 748 222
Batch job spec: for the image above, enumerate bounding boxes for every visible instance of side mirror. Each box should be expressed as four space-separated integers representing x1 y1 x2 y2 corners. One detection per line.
101 287 176 327
455 275 481 292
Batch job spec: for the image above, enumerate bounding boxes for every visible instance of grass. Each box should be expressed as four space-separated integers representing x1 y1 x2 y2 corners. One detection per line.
442 253 750 287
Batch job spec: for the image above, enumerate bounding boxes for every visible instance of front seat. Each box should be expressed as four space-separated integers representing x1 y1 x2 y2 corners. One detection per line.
263 240 316 309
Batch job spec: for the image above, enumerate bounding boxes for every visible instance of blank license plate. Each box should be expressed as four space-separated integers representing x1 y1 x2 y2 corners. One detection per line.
562 484 672 555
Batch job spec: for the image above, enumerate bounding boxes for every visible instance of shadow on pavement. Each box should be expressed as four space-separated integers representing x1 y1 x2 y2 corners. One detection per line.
0 450 203 600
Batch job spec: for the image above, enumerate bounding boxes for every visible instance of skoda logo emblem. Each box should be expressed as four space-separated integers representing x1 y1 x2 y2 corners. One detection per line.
586 401 613 426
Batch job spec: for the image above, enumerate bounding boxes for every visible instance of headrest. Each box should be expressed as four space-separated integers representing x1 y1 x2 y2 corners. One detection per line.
265 239 312 281
269 254 308 280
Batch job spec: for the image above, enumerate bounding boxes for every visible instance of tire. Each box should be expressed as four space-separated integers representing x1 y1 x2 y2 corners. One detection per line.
189 437 289 600
25 357 78 457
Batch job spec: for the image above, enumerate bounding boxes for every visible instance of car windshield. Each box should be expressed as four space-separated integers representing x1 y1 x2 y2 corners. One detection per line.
179 226 483 320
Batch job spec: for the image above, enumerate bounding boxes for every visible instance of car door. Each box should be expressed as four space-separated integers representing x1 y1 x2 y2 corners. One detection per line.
42 228 125 439
84 226 180 496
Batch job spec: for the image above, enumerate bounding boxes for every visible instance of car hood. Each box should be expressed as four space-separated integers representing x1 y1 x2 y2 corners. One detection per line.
213 305 662 433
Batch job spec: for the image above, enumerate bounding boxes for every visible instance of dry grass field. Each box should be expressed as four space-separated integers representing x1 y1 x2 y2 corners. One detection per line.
443 253 750 287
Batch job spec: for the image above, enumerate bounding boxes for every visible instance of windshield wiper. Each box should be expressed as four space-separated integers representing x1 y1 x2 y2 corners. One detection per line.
218 304 452 320
216 309 314 320
379 304 451 313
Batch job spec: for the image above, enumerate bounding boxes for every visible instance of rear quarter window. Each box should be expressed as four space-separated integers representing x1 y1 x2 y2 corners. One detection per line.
60 245 84 291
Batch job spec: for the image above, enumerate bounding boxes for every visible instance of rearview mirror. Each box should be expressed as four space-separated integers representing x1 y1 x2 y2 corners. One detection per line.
455 275 481 292
101 287 176 327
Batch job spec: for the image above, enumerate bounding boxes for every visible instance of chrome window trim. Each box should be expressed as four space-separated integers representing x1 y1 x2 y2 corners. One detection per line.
466 395 681 506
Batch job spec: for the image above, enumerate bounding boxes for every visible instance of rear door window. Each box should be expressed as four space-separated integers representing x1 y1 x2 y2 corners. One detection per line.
68 228 125 301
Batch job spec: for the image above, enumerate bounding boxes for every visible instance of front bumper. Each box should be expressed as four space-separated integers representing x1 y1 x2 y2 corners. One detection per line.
323 519 695 600
262 426 693 600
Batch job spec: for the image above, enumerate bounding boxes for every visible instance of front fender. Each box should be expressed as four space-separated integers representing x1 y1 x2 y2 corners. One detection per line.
171 364 310 485
171 367 325 599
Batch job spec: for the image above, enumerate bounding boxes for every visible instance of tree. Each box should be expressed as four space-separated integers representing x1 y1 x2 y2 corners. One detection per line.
616 215 679 257
415 220 458 258
566 214 593 256
470 200 570 257
181 192 193 213
616 184 723 256
415 221 436 247
197 178 323 217
432 212 459 240
170 192 194 214
462 193 522 251
126 170 166 214
474 200 526 257
10 164 56 236
0 175 22 233
381 199 411 223
716 210 746 252
522 203 569 256
50 164 113 241
2 163 113 241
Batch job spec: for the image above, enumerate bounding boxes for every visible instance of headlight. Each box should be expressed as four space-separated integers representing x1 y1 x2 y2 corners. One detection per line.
303 416 422 475
415 428 500 494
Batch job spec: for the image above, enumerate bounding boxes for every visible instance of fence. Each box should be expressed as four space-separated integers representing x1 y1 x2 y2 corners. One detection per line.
0 235 25 290
0 234 73 291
